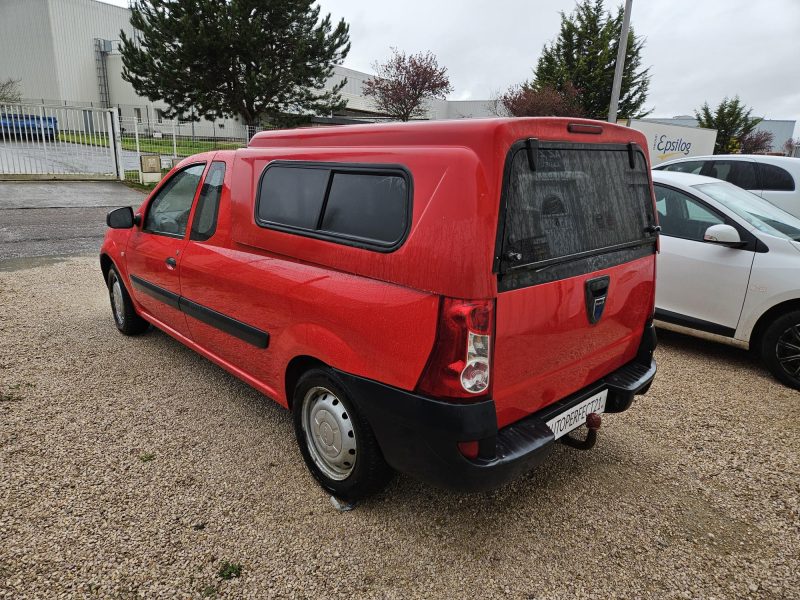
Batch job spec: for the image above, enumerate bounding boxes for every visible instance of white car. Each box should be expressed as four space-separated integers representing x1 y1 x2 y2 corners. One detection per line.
652 170 800 389
653 154 800 219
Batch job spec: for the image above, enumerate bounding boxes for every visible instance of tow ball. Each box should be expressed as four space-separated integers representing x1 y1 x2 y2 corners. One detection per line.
560 412 601 450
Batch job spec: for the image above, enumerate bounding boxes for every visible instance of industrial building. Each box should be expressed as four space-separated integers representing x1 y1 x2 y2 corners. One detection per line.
0 0 794 154
0 0 494 133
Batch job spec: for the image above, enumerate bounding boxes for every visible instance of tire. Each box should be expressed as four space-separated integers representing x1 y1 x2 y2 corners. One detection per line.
760 310 800 390
107 266 149 336
292 368 393 502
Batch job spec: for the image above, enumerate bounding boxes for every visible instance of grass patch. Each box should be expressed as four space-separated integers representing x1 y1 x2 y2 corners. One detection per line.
0 391 23 403
217 561 243 580
58 131 245 157
201 585 217 597
139 452 156 463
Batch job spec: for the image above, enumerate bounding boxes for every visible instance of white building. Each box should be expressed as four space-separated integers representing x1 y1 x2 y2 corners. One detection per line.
0 0 494 131
640 116 796 155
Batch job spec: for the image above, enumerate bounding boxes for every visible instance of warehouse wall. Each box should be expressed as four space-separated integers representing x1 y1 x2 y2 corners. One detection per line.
0 0 60 102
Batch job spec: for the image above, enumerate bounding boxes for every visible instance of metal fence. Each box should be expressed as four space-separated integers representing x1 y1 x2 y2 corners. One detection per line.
118 117 266 183
0 101 269 183
0 103 120 179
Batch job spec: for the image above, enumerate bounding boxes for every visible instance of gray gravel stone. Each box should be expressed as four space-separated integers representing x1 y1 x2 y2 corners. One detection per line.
0 257 798 599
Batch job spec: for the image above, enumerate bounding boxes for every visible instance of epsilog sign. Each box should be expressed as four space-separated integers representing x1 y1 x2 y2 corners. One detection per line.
623 119 718 165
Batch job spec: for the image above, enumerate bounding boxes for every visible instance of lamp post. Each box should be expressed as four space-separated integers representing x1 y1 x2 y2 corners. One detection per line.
608 0 633 123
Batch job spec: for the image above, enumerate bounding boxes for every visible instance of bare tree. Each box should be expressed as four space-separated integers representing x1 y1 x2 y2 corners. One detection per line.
0 78 22 104
739 130 774 154
362 49 452 121
499 82 584 118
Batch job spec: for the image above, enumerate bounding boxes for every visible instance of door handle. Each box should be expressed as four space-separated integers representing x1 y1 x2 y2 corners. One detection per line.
165 257 177 268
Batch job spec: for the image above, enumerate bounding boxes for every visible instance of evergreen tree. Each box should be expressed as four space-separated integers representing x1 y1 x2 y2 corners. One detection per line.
119 0 350 127
533 0 650 119
695 97 762 154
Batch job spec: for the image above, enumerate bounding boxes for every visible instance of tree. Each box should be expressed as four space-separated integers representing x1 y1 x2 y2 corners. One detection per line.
695 97 761 154
498 82 584 117
532 0 650 119
119 0 350 127
362 49 452 121
739 130 774 154
0 78 22 104
783 138 797 157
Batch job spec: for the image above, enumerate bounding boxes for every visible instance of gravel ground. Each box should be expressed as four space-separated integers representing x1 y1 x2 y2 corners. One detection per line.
1 257 798 599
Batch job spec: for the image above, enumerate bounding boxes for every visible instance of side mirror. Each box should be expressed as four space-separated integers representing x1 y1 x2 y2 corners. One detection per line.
106 206 135 229
704 224 744 247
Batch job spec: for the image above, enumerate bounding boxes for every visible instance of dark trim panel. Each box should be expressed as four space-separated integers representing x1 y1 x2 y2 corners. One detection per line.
654 308 736 338
129 274 269 348
179 297 269 348
130 274 180 309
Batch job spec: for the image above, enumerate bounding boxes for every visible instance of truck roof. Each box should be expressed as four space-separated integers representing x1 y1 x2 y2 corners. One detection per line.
248 117 645 151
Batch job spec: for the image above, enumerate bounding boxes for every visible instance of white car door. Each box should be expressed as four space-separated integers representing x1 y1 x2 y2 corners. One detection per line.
655 184 755 333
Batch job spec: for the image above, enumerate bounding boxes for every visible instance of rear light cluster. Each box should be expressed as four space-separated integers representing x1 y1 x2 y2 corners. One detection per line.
416 298 494 400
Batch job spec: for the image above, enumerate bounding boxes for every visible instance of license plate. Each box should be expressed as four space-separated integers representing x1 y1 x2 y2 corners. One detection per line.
546 390 607 440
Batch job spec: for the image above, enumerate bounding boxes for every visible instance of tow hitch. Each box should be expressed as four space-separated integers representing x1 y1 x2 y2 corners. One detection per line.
560 413 601 450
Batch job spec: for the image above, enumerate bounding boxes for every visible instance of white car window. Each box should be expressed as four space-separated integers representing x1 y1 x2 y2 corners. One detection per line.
654 184 723 241
695 182 800 241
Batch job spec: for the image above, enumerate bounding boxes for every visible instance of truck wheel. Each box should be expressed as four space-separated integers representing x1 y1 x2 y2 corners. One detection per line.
760 310 800 390
292 368 393 502
107 267 149 336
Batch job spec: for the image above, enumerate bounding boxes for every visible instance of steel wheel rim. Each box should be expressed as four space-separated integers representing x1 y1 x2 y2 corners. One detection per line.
776 323 800 379
110 274 125 326
301 386 357 481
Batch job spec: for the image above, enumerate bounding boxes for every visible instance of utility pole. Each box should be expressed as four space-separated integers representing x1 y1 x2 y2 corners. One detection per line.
608 0 633 123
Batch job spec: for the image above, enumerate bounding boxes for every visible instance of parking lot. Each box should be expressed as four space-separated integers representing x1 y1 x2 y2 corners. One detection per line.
0 182 798 599
0 139 144 177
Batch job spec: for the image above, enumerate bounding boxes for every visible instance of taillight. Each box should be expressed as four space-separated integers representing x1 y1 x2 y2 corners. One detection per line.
415 298 494 400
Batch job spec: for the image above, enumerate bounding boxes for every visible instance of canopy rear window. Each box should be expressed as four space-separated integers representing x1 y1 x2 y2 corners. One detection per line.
497 141 657 280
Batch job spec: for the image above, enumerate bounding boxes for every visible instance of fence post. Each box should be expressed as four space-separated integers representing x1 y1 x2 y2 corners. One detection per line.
172 119 177 158
134 117 142 184
109 107 124 181
38 105 49 168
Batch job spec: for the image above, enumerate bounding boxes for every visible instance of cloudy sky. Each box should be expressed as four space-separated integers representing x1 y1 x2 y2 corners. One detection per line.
104 0 800 136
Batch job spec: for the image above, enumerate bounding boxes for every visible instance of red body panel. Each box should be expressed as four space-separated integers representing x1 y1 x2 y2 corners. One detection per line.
493 257 656 428
100 118 655 431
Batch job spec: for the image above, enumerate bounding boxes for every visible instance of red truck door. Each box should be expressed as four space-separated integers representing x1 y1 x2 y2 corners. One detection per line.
491 140 658 428
126 163 206 337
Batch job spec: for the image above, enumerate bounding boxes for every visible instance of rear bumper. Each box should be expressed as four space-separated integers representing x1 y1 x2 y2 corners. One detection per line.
337 324 657 492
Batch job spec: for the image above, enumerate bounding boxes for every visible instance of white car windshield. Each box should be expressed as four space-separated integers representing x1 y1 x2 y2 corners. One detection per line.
695 182 800 242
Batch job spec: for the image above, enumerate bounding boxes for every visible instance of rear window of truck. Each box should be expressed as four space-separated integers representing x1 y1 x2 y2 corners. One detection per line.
496 141 657 289
256 162 410 251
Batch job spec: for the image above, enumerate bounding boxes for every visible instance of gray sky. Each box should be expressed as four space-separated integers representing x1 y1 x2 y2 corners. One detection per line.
103 0 800 137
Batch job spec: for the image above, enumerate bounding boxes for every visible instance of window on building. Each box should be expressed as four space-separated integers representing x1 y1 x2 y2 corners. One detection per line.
134 108 142 123
156 109 164 124
256 163 411 249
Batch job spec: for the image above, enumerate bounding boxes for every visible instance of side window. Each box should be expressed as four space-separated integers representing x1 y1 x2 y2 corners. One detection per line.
758 163 795 191
144 164 205 237
320 172 408 243
654 184 723 241
660 160 704 174
708 160 758 190
256 163 411 249
190 161 226 241
257 166 328 229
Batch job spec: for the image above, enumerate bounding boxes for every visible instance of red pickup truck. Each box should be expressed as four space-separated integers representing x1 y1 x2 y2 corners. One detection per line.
101 118 658 501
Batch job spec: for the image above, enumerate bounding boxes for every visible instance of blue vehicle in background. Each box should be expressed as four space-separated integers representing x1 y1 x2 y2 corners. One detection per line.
0 112 58 141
